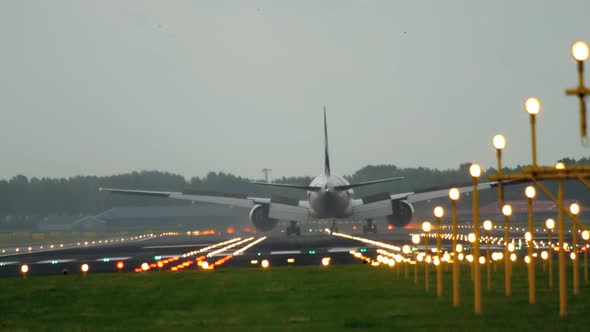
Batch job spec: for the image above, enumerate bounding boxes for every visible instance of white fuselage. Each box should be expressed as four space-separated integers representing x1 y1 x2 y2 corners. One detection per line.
307 175 353 219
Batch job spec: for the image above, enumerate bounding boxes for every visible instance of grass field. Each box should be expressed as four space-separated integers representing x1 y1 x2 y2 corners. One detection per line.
1 262 589 331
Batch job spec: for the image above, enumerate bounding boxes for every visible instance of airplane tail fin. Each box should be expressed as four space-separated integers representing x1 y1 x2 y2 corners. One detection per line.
324 107 331 176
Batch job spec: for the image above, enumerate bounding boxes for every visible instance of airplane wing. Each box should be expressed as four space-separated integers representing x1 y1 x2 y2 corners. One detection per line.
352 181 516 220
99 188 310 222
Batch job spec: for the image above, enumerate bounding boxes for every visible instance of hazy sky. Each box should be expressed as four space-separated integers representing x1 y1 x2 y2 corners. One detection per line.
2 1 589 180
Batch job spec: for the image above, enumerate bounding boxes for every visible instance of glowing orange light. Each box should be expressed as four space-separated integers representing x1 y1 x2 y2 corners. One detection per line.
387 225 393 230
116 261 124 270
134 268 142 273
171 267 178 271
157 262 163 268
352 225 358 231
226 226 235 234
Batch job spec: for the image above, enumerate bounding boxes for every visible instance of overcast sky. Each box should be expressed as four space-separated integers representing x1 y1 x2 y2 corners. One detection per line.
2 0 589 180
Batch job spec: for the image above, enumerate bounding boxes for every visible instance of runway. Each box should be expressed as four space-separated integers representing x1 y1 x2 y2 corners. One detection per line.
0 230 416 277
0 224 543 277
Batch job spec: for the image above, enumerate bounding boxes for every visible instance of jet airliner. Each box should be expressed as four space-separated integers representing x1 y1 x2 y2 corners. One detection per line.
101 109 501 235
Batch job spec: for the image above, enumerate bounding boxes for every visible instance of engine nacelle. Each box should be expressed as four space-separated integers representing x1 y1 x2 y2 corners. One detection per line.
249 204 279 232
386 200 414 228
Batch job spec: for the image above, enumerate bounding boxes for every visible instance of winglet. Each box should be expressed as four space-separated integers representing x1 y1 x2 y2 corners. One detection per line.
324 106 331 176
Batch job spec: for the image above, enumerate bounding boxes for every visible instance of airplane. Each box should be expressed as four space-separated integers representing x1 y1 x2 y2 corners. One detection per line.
100 109 503 236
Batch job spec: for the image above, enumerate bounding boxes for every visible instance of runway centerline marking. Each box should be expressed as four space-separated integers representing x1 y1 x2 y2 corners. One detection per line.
95 257 132 261
143 244 210 249
270 250 301 255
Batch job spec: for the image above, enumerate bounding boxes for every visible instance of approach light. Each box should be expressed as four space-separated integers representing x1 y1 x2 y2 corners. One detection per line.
525 97 541 115
456 243 463 253
411 234 420 245
569 203 581 215
510 253 517 262
261 259 270 269
466 255 474 263
508 243 515 252
483 220 493 231
116 261 124 270
479 256 486 265
402 245 411 254
321 257 331 266
525 186 536 199
582 231 590 241
570 253 576 261
502 204 513 217
546 218 555 230
571 41 590 61
525 256 531 264
555 162 566 170
20 265 29 274
541 251 549 260
81 264 89 273
469 164 482 178
448 188 460 201
492 134 506 150
141 263 150 271
422 221 432 233
468 233 476 243
525 232 532 242
433 206 444 218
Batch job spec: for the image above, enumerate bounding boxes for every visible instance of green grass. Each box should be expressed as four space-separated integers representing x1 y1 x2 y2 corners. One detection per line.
1 263 589 331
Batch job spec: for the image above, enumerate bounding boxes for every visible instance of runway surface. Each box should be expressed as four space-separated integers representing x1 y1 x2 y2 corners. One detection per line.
0 224 543 277
0 230 417 277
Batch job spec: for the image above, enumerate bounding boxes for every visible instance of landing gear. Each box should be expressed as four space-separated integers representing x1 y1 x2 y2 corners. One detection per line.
286 221 301 236
329 220 338 234
362 219 377 234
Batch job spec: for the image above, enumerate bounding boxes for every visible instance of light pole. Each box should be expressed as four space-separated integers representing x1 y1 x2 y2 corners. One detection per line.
449 188 461 307
412 234 420 285
483 220 493 290
469 162 483 315
565 41 589 144
546 218 555 289
434 206 444 298
402 245 411 280
422 221 432 292
502 204 513 296
493 134 506 202
570 203 581 295
525 185 537 304
582 230 589 284
525 97 541 166
556 161 567 317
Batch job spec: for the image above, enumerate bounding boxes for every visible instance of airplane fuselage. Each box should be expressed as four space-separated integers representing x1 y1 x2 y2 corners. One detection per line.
307 175 353 219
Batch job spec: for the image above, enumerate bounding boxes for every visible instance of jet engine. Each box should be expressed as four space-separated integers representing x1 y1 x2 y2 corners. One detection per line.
249 204 279 232
386 200 414 228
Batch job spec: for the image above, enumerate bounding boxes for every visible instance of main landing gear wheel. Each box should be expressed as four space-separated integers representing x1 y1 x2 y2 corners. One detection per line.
362 219 377 234
286 221 301 236
329 220 338 234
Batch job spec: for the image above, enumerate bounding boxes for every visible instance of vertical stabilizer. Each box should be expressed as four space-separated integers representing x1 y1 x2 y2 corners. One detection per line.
324 107 331 176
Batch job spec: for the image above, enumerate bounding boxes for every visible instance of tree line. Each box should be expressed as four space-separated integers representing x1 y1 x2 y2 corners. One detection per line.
0 157 588 221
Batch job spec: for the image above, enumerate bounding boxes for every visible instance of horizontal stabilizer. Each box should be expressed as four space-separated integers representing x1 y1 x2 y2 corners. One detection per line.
333 177 404 191
251 182 322 192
